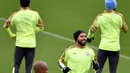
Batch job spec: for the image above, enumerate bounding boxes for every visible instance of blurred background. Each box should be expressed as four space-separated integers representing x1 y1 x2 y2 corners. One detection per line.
0 0 130 73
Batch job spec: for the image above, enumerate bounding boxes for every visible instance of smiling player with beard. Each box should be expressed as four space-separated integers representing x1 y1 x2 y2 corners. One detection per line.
58 30 99 73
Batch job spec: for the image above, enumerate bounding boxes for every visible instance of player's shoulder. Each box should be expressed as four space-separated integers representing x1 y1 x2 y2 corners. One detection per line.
30 10 38 13
95 13 105 20
10 11 19 19
65 45 76 51
12 12 17 15
113 11 123 17
29 10 39 14
68 45 76 49
67 45 76 50
85 46 94 52
11 11 19 16
96 12 105 17
114 12 123 15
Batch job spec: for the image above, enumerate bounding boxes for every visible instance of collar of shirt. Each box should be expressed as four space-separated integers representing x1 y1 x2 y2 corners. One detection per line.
104 10 115 13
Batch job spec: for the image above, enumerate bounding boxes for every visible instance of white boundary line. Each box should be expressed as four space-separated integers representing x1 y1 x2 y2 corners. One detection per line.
1 17 130 60
0 17 6 21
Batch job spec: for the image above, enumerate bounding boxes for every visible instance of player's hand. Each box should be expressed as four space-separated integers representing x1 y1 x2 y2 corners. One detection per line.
87 37 94 43
62 67 71 73
11 34 16 39
92 60 99 71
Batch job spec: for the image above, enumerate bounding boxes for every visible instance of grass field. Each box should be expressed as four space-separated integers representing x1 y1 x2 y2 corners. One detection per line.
0 0 130 73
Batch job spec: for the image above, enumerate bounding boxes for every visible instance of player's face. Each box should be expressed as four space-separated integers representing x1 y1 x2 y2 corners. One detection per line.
77 33 87 46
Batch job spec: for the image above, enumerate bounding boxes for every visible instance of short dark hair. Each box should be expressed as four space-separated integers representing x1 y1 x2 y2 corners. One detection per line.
20 0 30 7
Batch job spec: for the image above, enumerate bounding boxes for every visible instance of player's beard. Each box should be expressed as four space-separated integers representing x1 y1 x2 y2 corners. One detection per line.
78 39 87 46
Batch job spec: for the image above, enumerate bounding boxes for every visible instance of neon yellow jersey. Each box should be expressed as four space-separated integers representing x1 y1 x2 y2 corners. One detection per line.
97 11 122 51
11 9 40 47
64 46 95 73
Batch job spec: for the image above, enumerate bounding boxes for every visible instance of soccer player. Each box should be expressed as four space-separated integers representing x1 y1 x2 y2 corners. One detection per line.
58 30 99 73
34 61 48 73
87 0 128 73
3 0 44 73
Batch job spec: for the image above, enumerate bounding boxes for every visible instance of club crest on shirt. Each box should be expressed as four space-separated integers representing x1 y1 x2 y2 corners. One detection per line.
86 52 90 56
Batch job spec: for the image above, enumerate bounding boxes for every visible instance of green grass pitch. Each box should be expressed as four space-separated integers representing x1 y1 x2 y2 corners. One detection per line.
0 0 130 73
